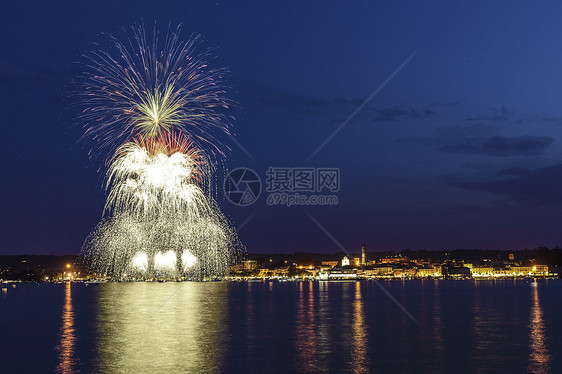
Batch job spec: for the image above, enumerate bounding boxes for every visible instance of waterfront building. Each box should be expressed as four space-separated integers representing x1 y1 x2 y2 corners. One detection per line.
377 266 394 276
406 268 417 277
511 265 549 276
433 265 443 276
532 265 549 275
471 267 494 277
327 268 358 280
416 267 439 277
363 266 393 277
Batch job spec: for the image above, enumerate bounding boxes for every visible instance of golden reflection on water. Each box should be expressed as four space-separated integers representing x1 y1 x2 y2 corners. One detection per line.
316 281 330 372
56 282 77 374
351 281 369 374
298 282 370 373
528 282 550 374
296 281 318 373
95 282 227 374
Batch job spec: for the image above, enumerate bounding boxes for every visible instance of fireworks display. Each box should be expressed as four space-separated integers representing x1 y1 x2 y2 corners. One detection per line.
79 24 240 279
105 132 210 220
80 24 232 158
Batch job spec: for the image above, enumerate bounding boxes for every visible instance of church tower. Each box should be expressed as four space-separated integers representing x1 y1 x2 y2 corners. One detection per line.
361 243 367 265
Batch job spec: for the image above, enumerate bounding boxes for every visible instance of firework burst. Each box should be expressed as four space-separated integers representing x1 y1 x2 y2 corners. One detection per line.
104 132 212 220
79 23 242 279
79 23 233 158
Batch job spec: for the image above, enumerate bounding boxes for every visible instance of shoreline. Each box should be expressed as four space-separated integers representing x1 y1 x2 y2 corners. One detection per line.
2 276 559 284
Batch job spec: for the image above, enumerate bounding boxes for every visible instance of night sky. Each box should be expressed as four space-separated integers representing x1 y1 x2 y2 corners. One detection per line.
3 1 562 255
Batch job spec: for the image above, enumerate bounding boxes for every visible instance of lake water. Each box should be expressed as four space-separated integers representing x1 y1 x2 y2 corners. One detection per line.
1 279 560 373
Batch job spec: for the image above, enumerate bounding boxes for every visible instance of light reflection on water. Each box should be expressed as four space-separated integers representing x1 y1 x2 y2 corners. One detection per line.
33 280 561 373
56 282 77 374
316 281 330 372
528 281 550 373
94 282 227 373
296 281 318 373
351 281 368 374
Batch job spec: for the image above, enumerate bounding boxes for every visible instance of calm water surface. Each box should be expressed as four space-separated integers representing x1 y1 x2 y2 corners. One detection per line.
1 280 560 373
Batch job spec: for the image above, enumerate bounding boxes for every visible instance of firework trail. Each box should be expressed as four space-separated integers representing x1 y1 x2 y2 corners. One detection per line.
79 24 242 279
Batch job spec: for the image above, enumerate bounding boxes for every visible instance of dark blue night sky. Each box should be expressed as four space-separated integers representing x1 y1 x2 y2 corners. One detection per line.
3 1 562 255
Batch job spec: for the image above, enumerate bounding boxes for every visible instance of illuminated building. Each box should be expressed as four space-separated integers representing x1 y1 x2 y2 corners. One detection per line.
363 266 394 277
327 269 358 280
470 267 494 277
361 244 366 266
416 267 439 277
243 260 258 271
512 265 549 276
531 265 549 275
470 265 549 278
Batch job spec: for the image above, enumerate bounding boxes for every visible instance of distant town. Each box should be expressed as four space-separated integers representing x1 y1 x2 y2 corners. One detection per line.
1 246 561 282
229 245 558 281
